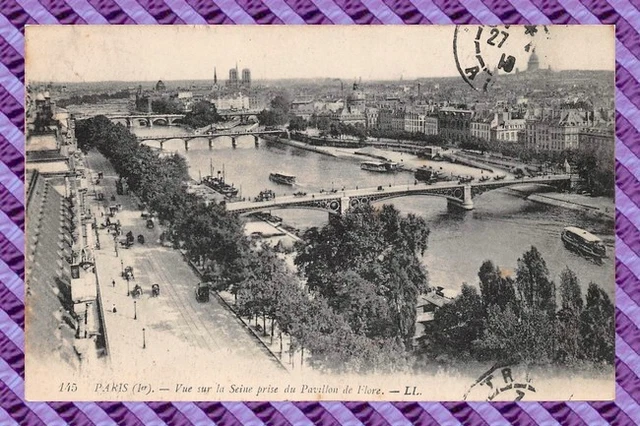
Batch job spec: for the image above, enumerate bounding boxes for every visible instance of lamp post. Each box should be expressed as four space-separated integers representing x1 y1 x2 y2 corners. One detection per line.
134 300 137 320
120 259 124 275
127 279 130 297
142 328 146 349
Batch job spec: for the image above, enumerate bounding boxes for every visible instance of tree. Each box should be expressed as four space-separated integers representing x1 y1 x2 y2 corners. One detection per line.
480 247 557 365
558 267 583 312
425 284 485 361
555 267 583 363
515 246 556 317
151 98 183 114
481 303 555 365
579 283 614 364
294 204 429 348
478 260 516 309
182 101 222 129
270 94 291 114
288 116 308 131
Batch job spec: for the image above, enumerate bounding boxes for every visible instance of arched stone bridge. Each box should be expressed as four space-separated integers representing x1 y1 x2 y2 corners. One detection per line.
137 128 288 150
103 113 186 128
226 175 576 215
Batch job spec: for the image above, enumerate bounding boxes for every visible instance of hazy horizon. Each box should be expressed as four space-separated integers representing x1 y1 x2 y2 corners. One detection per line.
29 69 614 88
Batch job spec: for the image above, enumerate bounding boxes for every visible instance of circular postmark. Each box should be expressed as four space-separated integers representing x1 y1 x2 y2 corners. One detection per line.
464 364 537 401
453 25 549 92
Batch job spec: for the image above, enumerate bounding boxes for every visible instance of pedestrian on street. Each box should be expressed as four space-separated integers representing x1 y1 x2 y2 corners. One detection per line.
112 279 115 287
112 304 117 313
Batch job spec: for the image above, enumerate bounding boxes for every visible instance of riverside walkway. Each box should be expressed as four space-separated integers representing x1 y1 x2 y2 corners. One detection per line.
83 151 285 388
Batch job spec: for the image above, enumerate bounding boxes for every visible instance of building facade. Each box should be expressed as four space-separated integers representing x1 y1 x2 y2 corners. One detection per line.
438 108 474 142
491 111 526 143
525 109 593 151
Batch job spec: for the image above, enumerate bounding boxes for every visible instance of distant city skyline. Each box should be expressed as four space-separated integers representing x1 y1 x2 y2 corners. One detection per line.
26 26 614 83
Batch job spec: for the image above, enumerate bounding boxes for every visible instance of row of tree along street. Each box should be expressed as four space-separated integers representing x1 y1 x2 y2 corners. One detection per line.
76 116 613 374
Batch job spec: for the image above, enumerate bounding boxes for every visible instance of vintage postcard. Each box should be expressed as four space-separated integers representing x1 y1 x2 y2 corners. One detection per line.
25 25 615 401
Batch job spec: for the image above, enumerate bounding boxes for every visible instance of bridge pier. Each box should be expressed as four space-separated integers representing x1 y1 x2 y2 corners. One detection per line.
184 140 189 151
148 120 153 128
232 137 237 148
340 197 350 215
447 185 474 211
254 135 259 145
159 141 164 150
208 139 213 150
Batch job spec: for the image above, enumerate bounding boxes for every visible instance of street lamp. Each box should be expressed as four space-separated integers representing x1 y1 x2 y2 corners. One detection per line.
134 300 137 320
142 328 146 349
127 279 130 297
120 259 124 274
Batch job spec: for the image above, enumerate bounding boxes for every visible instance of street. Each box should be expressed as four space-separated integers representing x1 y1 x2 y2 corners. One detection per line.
84 150 285 381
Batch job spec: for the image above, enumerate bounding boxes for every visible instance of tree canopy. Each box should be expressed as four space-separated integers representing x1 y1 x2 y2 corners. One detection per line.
295 204 430 350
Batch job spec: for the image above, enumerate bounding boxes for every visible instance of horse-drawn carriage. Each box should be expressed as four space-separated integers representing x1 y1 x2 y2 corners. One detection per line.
137 234 145 244
131 284 142 298
195 282 210 302
151 284 160 297
122 266 134 281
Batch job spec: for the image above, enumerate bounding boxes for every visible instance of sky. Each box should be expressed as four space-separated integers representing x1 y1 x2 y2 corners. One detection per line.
25 25 614 83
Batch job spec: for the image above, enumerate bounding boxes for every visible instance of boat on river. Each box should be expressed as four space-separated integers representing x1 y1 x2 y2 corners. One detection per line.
360 161 398 173
561 226 606 259
269 172 296 185
201 176 239 198
415 166 451 183
200 160 239 198
415 166 434 182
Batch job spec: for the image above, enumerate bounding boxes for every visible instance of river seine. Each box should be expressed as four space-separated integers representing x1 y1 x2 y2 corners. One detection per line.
135 128 615 299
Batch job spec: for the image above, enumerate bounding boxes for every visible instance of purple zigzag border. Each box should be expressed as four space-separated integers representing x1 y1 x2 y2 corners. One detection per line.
1 1 640 425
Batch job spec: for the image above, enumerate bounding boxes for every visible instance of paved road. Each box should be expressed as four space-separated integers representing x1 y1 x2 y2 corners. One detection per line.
84 150 284 378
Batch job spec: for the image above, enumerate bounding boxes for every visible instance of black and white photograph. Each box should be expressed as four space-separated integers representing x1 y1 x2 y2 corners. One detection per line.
25 25 615 401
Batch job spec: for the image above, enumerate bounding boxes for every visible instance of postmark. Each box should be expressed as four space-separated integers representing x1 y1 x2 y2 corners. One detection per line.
453 25 549 92
464 363 536 401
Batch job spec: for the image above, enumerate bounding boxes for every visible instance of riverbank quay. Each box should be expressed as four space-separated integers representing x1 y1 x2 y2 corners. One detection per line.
265 134 503 181
443 153 494 173
82 149 286 379
507 186 614 221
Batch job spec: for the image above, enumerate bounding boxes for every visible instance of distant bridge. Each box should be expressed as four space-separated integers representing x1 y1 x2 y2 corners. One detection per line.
78 109 263 128
226 175 576 215
102 113 186 128
136 128 288 150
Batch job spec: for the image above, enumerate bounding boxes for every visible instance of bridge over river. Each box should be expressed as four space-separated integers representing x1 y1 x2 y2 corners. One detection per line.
226 174 576 214
136 128 287 149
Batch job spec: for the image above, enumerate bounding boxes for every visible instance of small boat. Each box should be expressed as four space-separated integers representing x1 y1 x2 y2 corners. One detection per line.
458 176 474 184
269 172 296 185
493 174 506 181
254 212 283 225
415 166 434 182
479 175 491 182
360 161 398 173
293 191 307 197
561 226 606 259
